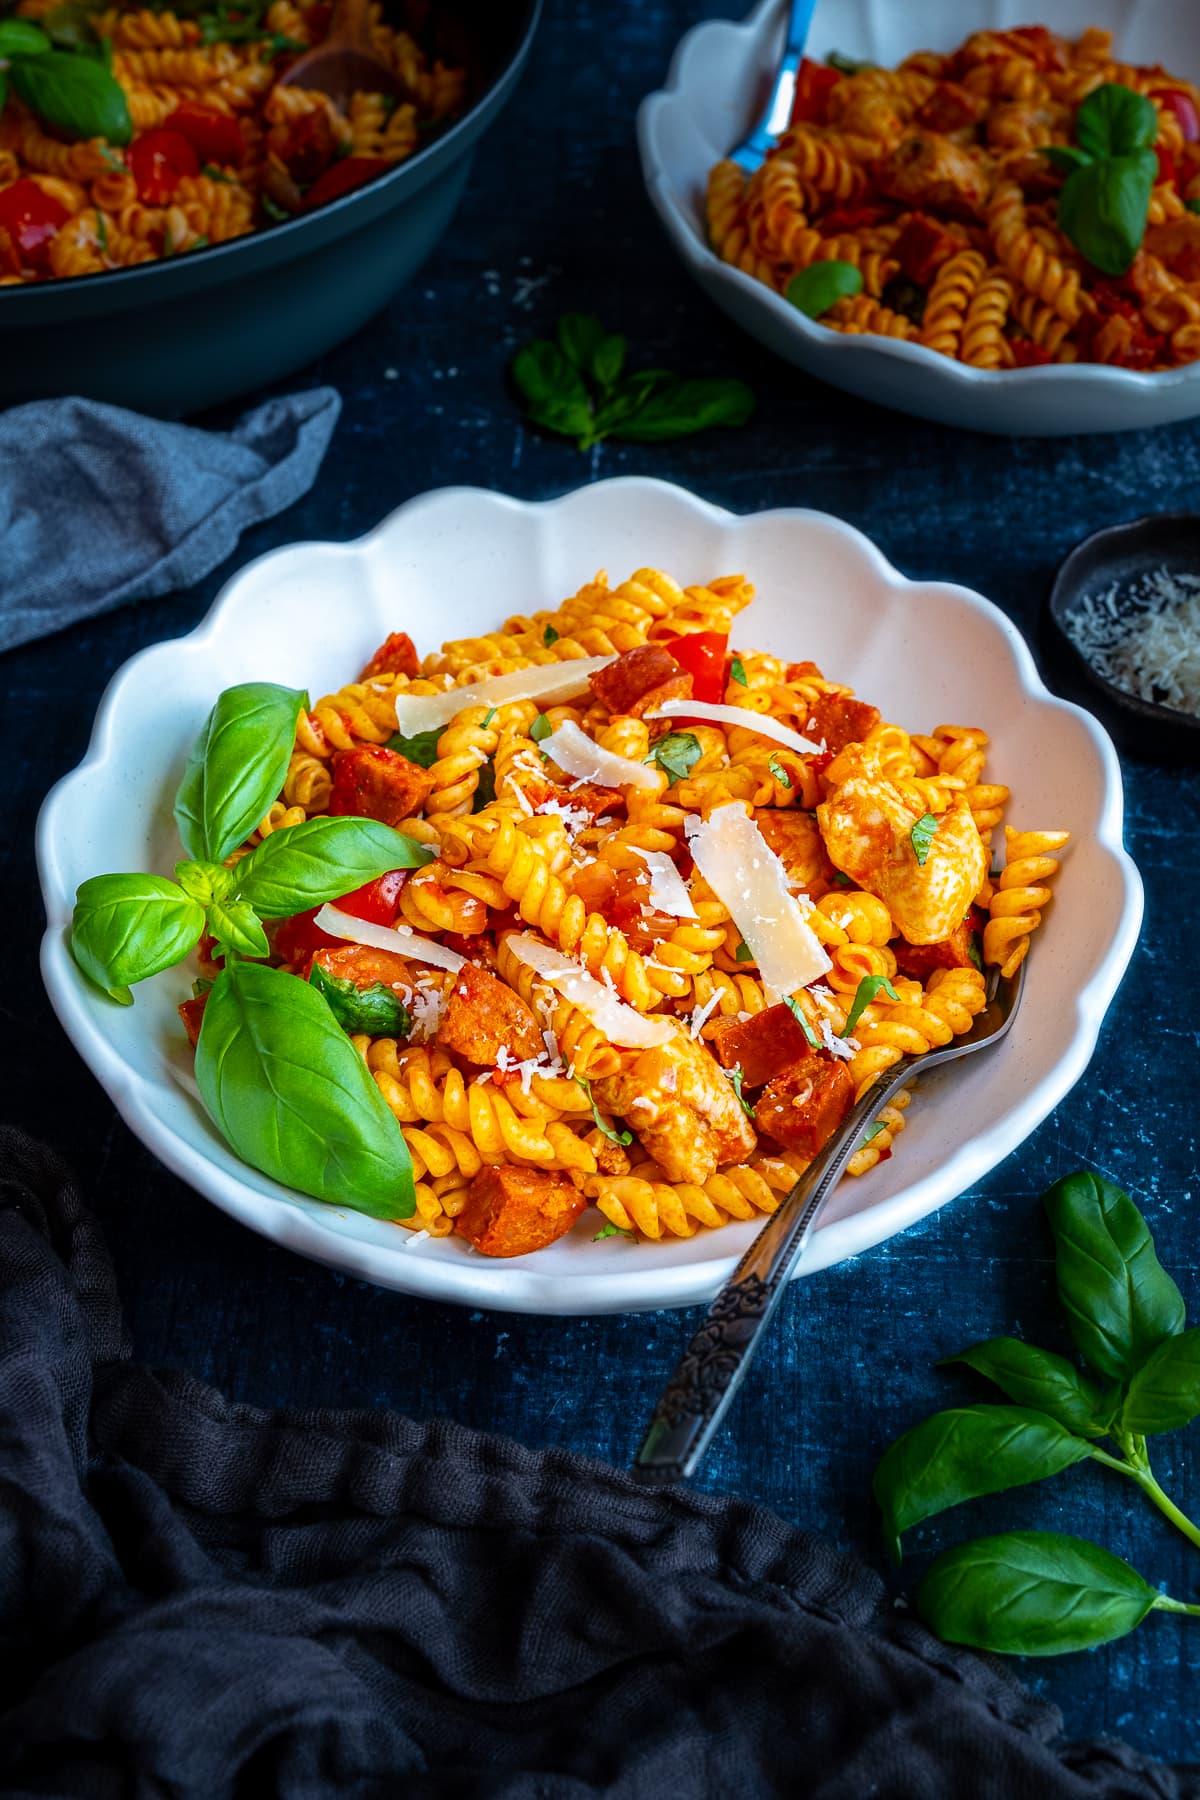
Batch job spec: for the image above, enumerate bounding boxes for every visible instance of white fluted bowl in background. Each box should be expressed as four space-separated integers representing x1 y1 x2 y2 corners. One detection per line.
37 479 1141 1313
638 0 1200 436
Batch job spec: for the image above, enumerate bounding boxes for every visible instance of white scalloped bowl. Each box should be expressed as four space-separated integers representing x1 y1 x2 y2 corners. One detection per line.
638 0 1200 436
37 479 1141 1314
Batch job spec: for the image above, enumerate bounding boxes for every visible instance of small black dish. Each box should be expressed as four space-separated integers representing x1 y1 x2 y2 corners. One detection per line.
1044 512 1200 764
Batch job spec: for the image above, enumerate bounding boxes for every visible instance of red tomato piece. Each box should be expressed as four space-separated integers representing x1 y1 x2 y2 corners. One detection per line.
274 907 341 968
789 57 842 126
1157 145 1178 186
178 992 209 1048
359 631 420 681
893 213 960 286
129 129 200 204
0 179 68 271
163 102 245 165
663 630 728 704
335 869 408 925
303 155 391 210
1156 89 1200 142
1009 340 1054 367
819 202 895 234
275 109 338 185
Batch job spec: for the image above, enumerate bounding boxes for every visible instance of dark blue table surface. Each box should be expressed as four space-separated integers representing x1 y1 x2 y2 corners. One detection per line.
6 0 1200 1768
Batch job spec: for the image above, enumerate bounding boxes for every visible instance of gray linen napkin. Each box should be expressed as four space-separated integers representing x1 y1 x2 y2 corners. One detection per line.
0 388 341 654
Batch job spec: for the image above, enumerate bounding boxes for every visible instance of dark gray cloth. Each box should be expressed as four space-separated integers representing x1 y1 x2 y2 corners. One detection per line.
0 1126 1194 1800
0 390 340 653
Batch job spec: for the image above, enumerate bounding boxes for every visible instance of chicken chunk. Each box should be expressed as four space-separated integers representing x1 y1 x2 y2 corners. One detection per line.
875 132 989 221
752 810 834 894
436 963 544 1065
817 778 987 945
595 1031 757 1184
453 1166 585 1258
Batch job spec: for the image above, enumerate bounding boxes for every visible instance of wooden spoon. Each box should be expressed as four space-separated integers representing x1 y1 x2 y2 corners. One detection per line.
278 0 408 115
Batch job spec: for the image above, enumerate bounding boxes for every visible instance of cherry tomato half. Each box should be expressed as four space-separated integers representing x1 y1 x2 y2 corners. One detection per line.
163 102 246 166
336 869 408 925
303 155 391 210
664 630 728 704
1156 89 1200 143
789 57 841 126
0 179 68 272
129 128 200 204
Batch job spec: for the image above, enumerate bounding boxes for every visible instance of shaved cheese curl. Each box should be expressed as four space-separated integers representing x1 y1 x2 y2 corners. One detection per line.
687 804 831 996
391 656 615 736
544 720 659 791
503 933 677 1047
314 905 467 972
647 698 822 756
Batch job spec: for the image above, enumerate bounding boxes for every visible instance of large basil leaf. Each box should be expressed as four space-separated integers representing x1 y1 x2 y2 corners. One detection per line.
11 50 132 144
194 959 414 1217
941 1338 1112 1437
0 19 52 54
786 260 863 319
873 1404 1091 1560
511 340 594 441
612 376 754 441
231 816 433 916
71 873 205 1005
1121 1328 1200 1436
174 683 307 864
1043 1172 1185 1381
916 1532 1158 1657
1057 151 1156 277
1074 82 1158 159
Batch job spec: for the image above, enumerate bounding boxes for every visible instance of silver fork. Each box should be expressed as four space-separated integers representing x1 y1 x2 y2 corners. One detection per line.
631 963 1025 1486
727 0 820 174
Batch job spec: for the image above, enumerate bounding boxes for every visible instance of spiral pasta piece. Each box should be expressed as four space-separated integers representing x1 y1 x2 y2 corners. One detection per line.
984 827 1070 977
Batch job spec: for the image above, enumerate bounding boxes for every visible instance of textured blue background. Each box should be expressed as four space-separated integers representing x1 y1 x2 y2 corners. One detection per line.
6 0 1200 1767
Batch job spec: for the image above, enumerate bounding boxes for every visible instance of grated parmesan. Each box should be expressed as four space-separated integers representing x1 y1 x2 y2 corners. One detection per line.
688 992 722 1039
1065 565 1200 719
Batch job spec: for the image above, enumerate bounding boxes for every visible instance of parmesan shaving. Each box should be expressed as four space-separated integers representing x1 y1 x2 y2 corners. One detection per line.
628 846 698 918
1064 566 1200 719
646 699 822 756
392 655 615 736
689 992 721 1039
504 933 677 1048
687 804 832 995
314 905 467 972
543 719 659 790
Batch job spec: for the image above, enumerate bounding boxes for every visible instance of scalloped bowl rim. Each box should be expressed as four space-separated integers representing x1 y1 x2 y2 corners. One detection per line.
36 478 1143 1315
637 0 1200 399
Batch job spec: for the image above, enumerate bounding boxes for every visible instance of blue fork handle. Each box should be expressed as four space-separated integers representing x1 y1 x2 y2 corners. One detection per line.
728 0 820 172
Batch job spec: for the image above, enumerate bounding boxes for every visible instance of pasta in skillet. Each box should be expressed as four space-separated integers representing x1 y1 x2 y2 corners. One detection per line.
179 568 1068 1257
707 26 1200 370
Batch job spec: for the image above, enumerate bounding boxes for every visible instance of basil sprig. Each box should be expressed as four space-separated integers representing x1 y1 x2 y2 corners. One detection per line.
1042 83 1158 275
8 46 131 144
196 959 415 1217
786 260 863 319
873 1171 1200 1657
175 682 308 863
644 730 702 784
512 313 753 452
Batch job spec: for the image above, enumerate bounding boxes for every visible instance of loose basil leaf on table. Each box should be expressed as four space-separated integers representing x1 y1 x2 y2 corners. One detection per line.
71 873 206 1005
0 19 52 54
612 376 754 442
309 961 412 1037
941 1337 1113 1437
195 958 415 1218
231 816 433 916
10 50 132 144
556 313 626 393
1057 150 1156 277
916 1532 1160 1657
1120 1327 1200 1436
1043 1170 1185 1381
872 1404 1092 1560
511 340 594 442
786 260 863 319
175 682 308 864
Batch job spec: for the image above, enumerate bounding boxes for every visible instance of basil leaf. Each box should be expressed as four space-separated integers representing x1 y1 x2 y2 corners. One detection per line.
967 932 983 972
1075 82 1158 159
611 376 754 442
843 973 899 1036
910 812 939 866
1057 151 1156 276
556 313 607 373
591 332 626 393
71 873 205 1005
530 713 552 744
575 1075 632 1146
1043 1171 1185 1381
1120 1327 1200 1436
208 898 269 959
261 193 290 223
645 730 702 783
593 1221 635 1241
195 959 414 1218
1040 143 1092 174
174 859 235 906
767 753 791 790
309 960 411 1036
174 682 307 864
832 870 852 887
543 624 559 646
1188 198 1200 216
734 940 754 963
471 759 496 812
231 816 433 917
784 994 820 1050
11 49 132 144
511 339 594 442
0 19 52 53
786 260 863 319
730 656 748 686
386 724 442 768
826 49 874 74
858 1120 887 1147
724 1065 754 1118
941 1337 1112 1438
873 1405 1092 1561
482 707 497 728
916 1532 1158 1657
590 369 675 439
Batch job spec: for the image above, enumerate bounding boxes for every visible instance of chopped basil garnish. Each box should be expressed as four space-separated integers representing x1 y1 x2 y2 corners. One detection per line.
911 812 939 866
767 753 791 790
785 994 821 1050
645 730 701 784
576 1074 632 1146
730 656 748 686
844 974 900 1036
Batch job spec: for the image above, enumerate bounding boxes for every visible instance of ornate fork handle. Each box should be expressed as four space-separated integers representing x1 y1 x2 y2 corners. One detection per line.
631 1063 916 1485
